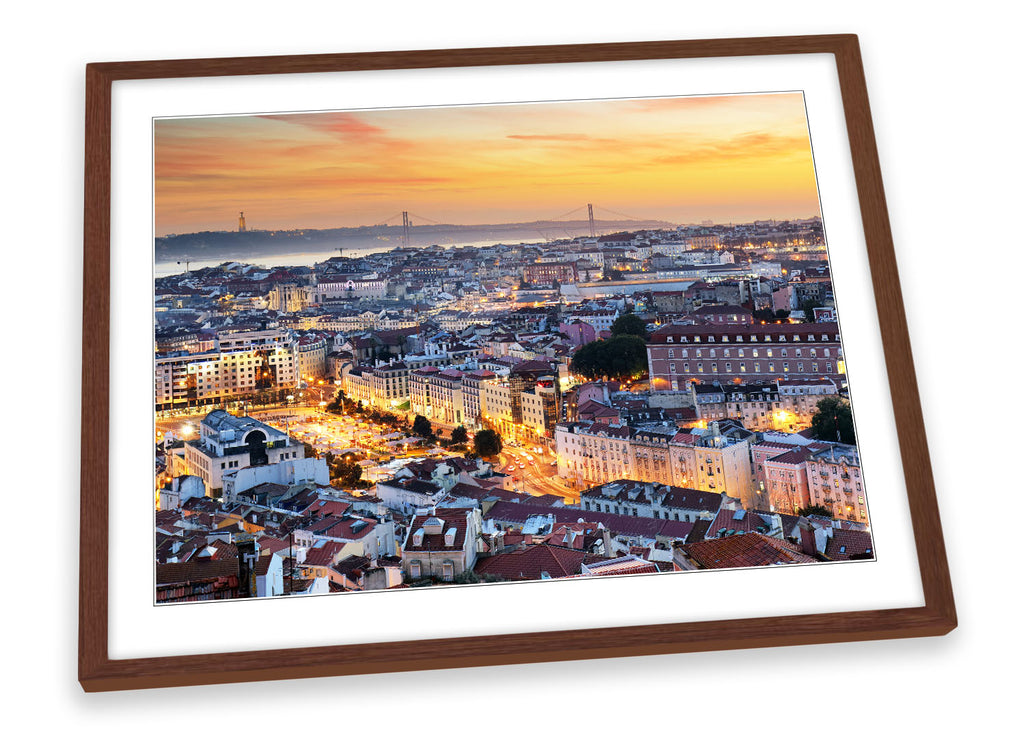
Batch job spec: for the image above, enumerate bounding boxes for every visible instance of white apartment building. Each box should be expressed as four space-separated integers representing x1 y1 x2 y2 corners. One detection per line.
807 443 866 522
182 410 304 495
155 329 297 411
555 420 755 504
778 378 839 427
295 334 328 382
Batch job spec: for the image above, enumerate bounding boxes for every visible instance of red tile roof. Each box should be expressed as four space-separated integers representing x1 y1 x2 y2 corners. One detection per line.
303 541 347 567
824 529 874 561
156 557 240 585
679 533 815 569
474 544 606 581
404 510 471 552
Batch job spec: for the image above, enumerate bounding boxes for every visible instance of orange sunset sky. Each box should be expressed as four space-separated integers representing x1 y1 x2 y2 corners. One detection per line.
154 92 822 236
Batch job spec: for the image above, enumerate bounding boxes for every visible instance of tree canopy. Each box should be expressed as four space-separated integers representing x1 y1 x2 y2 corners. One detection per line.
412 414 434 439
610 313 647 338
752 308 791 323
450 425 469 444
570 334 648 380
331 457 364 487
473 428 503 458
810 397 856 444
798 504 833 518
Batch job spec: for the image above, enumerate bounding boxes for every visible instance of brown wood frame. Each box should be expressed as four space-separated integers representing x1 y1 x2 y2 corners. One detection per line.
80 34 955 692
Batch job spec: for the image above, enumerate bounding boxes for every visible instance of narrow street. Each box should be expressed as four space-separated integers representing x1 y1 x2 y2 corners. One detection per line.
497 445 579 504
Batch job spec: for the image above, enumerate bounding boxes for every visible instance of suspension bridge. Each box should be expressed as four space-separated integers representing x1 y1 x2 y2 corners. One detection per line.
368 203 662 248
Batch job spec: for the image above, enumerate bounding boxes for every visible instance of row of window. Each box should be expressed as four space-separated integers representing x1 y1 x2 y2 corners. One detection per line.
663 333 838 344
671 360 831 374
668 347 832 359
407 560 456 581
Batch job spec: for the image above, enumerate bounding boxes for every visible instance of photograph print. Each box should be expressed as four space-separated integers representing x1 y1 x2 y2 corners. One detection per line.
153 91 874 605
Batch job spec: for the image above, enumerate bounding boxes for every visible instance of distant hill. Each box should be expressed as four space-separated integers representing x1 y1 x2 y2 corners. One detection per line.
155 219 675 263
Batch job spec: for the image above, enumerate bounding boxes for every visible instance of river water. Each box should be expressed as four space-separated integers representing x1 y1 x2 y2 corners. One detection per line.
153 235 558 278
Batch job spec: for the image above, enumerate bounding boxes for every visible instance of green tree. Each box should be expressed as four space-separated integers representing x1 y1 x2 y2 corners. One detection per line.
810 397 856 444
331 458 363 487
570 334 648 380
473 428 503 458
800 299 824 320
752 308 791 324
610 313 647 338
450 425 469 444
798 504 833 518
412 414 434 439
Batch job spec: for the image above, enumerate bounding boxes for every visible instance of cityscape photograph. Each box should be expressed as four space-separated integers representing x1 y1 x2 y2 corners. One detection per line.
152 92 875 604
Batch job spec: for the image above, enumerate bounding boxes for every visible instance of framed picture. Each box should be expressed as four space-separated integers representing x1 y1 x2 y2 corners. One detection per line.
80 34 955 692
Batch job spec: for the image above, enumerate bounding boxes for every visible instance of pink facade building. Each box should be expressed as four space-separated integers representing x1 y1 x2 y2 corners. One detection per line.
559 320 598 348
762 444 818 515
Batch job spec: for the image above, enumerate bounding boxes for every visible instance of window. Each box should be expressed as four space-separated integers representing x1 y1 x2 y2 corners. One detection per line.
409 561 422 579
442 562 455 581
668 349 675 358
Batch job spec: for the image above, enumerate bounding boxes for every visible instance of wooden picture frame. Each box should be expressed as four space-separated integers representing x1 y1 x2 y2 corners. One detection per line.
80 34 955 692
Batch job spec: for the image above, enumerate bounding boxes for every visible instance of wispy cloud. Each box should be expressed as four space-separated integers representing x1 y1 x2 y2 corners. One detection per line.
155 92 821 233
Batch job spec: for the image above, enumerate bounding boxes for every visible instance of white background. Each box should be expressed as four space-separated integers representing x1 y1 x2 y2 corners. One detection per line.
1 1 1017 733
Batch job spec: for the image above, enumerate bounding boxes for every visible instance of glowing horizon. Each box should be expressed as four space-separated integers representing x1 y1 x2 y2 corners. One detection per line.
155 92 823 237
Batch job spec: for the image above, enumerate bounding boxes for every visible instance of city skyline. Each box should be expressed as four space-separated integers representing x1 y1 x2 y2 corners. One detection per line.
155 93 822 236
